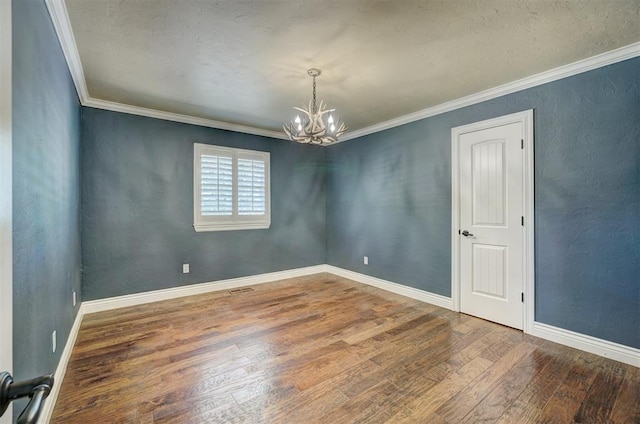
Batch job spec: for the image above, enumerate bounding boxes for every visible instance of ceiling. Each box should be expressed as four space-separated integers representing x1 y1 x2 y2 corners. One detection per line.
63 0 640 139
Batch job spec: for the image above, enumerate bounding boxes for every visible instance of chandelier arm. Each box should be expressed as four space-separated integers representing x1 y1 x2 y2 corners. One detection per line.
285 68 345 145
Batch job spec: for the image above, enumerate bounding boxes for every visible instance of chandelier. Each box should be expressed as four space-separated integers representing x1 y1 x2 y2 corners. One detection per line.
283 68 346 145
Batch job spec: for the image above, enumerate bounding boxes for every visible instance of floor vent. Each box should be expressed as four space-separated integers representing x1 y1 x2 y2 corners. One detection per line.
228 287 255 295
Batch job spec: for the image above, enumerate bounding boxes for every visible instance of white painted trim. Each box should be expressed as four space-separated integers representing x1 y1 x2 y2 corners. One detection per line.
84 97 288 140
339 42 640 142
325 265 453 310
44 0 89 103
193 222 271 232
523 113 535 333
451 110 535 332
193 143 272 232
36 266 638 421
38 309 84 424
43 0 640 144
43 0 287 140
80 265 455 316
0 0 12 422
451 130 460 314
530 322 640 368
82 265 327 314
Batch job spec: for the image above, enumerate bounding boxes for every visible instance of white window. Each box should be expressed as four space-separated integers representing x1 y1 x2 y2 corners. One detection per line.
194 143 270 232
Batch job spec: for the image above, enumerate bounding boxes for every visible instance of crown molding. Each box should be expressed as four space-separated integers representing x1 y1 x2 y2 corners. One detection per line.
338 41 640 142
45 0 89 103
45 0 287 141
46 0 640 144
83 97 289 140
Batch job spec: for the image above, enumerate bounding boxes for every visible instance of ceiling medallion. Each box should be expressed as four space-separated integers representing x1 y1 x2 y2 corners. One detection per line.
283 68 346 145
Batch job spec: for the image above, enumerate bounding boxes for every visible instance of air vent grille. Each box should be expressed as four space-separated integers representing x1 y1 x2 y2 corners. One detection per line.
228 287 255 295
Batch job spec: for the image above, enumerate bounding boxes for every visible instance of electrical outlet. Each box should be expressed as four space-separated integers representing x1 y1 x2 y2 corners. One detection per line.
73 291 77 307
364 256 369 265
52 330 57 354
183 263 190 274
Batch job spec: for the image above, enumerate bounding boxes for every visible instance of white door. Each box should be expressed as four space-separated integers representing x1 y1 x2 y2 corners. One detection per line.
458 120 525 329
0 1 12 423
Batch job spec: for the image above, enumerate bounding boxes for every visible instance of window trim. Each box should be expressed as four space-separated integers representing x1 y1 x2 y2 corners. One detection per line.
193 143 271 232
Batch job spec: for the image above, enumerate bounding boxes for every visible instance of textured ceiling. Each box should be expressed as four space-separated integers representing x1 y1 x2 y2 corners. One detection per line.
65 0 640 135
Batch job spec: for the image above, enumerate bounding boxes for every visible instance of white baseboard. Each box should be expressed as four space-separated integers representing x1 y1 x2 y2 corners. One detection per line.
82 265 327 314
38 265 639 423
324 265 454 310
38 307 84 424
324 265 639 368
530 322 640 368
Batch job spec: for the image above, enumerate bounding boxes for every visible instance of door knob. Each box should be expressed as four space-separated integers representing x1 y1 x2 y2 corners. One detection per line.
461 230 474 237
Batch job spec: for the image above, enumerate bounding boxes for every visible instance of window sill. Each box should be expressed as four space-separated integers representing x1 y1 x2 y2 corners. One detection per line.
193 222 271 232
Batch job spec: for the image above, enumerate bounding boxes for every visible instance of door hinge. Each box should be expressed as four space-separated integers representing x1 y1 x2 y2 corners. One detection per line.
521 216 524 226
521 139 524 149
521 292 524 303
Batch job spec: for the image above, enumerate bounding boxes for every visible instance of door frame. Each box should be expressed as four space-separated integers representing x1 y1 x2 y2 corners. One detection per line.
451 110 535 333
0 0 12 423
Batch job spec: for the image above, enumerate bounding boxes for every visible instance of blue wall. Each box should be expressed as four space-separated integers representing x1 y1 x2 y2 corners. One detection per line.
326 58 640 349
81 109 326 300
10 1 638 391
12 0 82 413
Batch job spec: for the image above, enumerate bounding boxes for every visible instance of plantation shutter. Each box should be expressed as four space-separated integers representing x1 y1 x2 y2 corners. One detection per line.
194 143 270 231
237 156 266 216
200 154 233 216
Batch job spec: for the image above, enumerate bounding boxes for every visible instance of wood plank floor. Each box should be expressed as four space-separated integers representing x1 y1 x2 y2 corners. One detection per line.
51 273 639 423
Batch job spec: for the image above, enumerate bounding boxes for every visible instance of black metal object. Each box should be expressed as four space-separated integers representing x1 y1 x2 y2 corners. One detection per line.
0 372 54 424
461 230 474 237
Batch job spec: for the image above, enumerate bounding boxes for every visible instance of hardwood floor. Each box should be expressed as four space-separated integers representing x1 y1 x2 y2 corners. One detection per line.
51 273 639 423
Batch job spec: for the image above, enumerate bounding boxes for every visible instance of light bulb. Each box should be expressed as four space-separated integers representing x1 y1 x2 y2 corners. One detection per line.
297 124 302 131
328 115 334 124
330 124 336 132
295 115 301 124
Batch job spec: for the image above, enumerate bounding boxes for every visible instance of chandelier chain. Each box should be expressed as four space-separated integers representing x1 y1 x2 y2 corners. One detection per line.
282 68 346 145
312 76 317 113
